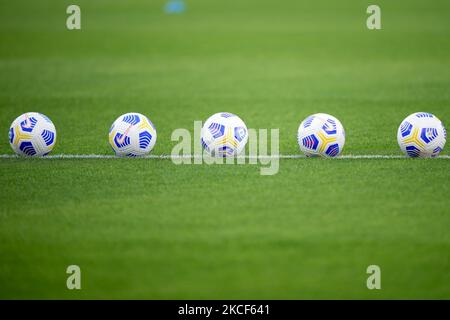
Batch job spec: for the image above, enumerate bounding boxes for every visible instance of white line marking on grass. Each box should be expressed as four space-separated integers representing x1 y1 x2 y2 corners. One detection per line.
0 154 449 159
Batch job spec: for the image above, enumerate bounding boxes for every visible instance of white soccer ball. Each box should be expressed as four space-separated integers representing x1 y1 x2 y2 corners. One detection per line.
201 112 248 157
297 113 345 157
109 112 157 157
397 112 446 158
9 112 57 157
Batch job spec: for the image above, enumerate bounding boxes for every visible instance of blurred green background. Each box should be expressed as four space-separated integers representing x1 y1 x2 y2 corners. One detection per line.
1 0 449 155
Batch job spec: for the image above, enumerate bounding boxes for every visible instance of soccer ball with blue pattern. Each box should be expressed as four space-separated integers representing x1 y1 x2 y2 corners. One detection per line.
297 113 345 157
109 112 157 157
201 112 248 157
397 112 446 158
9 112 57 157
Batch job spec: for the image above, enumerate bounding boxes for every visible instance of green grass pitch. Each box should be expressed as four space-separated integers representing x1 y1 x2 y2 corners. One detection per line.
0 0 449 299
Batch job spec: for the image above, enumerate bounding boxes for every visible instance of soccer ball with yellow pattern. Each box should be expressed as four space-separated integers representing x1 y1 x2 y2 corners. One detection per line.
9 112 57 157
397 112 446 158
297 113 345 157
201 112 248 157
109 112 157 157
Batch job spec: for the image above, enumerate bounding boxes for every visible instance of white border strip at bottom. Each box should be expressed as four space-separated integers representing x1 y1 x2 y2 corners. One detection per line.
0 154 449 159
